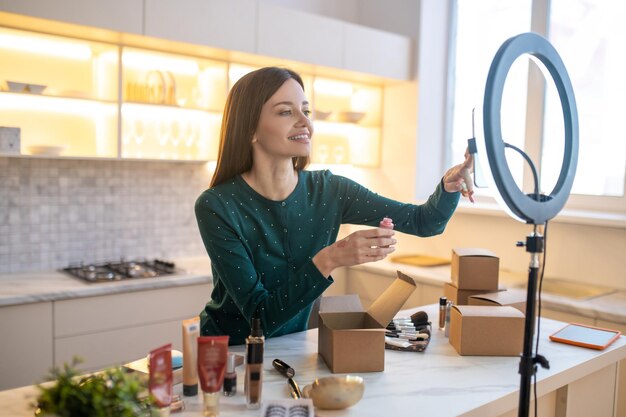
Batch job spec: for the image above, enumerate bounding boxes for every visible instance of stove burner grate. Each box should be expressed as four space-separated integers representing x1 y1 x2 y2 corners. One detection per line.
62 259 179 283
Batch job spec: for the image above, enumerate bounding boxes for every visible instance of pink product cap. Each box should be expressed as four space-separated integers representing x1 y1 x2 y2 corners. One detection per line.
379 217 394 229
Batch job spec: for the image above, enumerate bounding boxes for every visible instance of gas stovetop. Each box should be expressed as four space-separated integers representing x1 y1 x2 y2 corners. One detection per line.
62 259 180 283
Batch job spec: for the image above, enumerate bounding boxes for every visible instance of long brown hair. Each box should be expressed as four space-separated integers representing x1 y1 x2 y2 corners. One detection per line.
210 67 310 188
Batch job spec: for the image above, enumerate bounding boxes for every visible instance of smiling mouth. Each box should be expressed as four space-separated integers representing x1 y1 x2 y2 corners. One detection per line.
288 134 310 141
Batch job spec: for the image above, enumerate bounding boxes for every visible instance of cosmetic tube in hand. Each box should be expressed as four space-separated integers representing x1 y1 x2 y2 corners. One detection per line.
379 217 394 248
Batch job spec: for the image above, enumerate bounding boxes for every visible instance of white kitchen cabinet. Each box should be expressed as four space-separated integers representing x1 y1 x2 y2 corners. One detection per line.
257 2 344 69
55 319 185 372
0 302 53 390
0 0 143 34
596 319 626 417
256 3 413 81
144 0 257 54
54 283 211 372
344 22 413 80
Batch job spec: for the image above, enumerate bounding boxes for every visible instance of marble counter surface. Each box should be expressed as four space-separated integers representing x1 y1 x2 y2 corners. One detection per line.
2 304 625 417
354 259 626 326
0 257 213 307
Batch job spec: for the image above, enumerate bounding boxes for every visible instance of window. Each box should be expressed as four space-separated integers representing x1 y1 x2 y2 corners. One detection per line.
449 0 626 214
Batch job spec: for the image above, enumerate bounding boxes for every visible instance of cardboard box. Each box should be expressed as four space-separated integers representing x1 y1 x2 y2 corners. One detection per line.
318 271 416 373
468 288 528 313
443 282 499 305
123 351 184 386
451 248 499 290
449 305 524 356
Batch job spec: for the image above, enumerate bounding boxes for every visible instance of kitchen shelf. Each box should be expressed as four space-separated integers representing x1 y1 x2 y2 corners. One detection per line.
0 90 117 104
121 100 223 113
0 23 385 167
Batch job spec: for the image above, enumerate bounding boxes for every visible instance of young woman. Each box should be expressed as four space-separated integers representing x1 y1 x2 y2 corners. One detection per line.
195 67 473 344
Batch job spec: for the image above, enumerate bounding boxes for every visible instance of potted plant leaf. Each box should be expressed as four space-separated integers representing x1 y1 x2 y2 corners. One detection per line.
34 357 150 417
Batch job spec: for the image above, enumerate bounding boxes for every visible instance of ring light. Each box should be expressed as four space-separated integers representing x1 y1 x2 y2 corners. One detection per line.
483 32 578 224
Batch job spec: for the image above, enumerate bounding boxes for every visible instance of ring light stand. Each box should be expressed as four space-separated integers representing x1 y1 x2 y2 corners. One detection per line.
480 32 578 417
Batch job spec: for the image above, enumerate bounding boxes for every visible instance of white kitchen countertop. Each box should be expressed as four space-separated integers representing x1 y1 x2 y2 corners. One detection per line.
1 303 625 417
1 256 625 326
353 258 626 326
0 257 213 307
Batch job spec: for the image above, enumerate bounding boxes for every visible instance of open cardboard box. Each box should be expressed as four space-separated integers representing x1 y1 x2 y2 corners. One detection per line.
318 271 416 373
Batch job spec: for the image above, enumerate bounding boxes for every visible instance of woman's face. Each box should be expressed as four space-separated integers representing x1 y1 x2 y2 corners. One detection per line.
252 78 313 160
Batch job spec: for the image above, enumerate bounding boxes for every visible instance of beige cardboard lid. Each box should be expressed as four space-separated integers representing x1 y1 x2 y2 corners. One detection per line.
453 305 524 318
366 271 417 327
319 294 364 314
469 289 527 305
453 247 498 258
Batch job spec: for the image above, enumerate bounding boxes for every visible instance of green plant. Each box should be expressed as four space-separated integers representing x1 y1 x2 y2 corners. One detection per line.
34 357 150 417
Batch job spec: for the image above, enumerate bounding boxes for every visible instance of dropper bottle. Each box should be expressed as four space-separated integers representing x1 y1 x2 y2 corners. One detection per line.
245 318 264 409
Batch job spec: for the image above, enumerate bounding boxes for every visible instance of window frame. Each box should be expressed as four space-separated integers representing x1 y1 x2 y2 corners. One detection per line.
445 0 626 219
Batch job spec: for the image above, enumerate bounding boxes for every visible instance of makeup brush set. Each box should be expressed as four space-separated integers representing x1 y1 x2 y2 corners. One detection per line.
384 310 431 352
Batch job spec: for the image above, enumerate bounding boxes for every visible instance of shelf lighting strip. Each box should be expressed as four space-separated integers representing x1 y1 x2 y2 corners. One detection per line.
0 33 92 60
122 51 199 75
0 93 113 115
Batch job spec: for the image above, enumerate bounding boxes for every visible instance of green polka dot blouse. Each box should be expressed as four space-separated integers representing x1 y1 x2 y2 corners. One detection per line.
194 169 459 345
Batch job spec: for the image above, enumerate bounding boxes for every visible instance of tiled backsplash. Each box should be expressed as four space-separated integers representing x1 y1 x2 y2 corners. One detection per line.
0 157 212 273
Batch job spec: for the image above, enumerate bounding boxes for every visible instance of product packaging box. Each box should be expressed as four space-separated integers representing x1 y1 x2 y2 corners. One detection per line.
451 248 500 290
449 305 524 356
123 351 183 385
468 288 527 313
443 282 500 305
318 271 416 373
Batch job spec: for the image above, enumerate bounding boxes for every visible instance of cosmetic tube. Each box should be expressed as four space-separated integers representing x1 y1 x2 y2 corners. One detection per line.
182 317 200 396
223 352 237 397
444 301 453 337
149 344 173 416
246 318 264 409
378 217 394 248
379 217 394 229
439 297 447 330
197 336 229 417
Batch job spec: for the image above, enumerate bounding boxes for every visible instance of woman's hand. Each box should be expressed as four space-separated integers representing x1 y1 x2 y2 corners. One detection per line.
312 228 396 277
443 148 475 202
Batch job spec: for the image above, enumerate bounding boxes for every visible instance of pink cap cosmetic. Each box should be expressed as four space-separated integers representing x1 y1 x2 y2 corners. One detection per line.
379 217 394 230
379 217 394 248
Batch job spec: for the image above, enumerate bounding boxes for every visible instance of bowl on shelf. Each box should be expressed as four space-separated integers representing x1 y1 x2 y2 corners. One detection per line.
26 145 67 156
6 81 47 94
314 109 332 121
336 111 366 124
